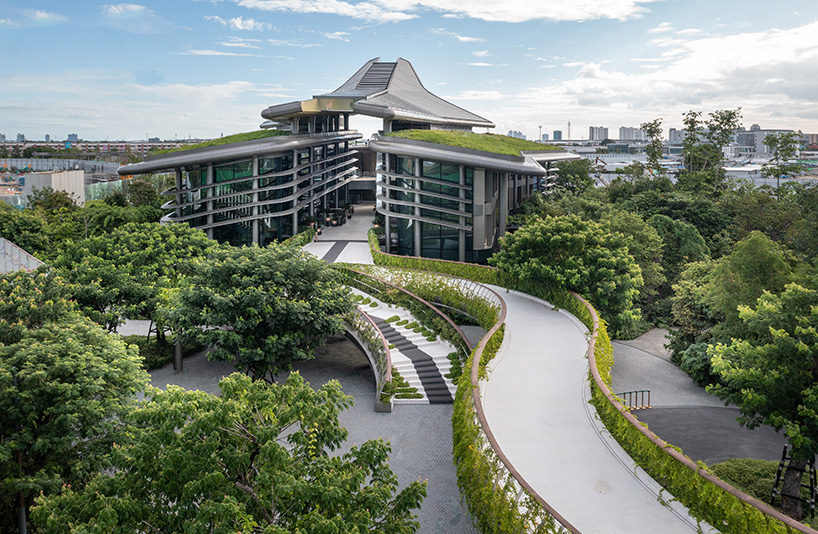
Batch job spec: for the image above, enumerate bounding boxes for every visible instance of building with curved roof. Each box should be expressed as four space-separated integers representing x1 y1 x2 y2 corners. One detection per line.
119 57 578 259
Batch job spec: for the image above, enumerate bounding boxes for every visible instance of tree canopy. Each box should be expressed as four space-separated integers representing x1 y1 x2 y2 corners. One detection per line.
31 373 427 533
490 214 643 337
164 243 355 380
708 284 818 519
0 269 149 531
53 222 214 332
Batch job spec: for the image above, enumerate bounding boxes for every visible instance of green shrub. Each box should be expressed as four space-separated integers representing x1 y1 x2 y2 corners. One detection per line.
385 315 401 323
710 459 778 503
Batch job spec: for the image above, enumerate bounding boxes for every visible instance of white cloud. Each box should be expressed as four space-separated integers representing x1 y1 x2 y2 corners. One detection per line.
15 9 68 25
100 4 173 33
205 15 273 30
236 0 416 23
467 62 506 67
430 28 484 42
473 50 490 57
648 21 674 33
179 49 261 56
267 39 321 47
219 37 263 48
323 31 351 41
377 0 658 22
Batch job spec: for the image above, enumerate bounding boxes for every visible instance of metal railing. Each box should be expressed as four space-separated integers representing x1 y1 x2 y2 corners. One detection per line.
616 390 651 410
343 308 392 410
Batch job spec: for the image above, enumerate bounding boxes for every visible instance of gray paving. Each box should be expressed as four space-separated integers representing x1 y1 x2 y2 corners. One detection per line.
147 338 475 534
611 337 787 466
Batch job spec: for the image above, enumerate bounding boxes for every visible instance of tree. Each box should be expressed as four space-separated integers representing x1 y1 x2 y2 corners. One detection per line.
600 209 666 320
0 269 149 532
647 214 710 292
640 118 664 176
762 132 803 192
125 177 161 207
53 222 214 333
26 186 78 212
676 109 742 196
31 373 427 533
164 243 355 381
552 158 595 195
708 284 818 520
490 215 643 338
703 231 794 332
0 203 50 259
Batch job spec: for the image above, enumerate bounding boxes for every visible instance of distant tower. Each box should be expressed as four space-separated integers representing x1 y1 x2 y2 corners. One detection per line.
567 121 571 140
539 125 542 141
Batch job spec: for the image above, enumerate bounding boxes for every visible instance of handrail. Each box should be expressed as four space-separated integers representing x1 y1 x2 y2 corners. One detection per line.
343 267 474 354
468 287 582 534
343 308 392 409
577 290 818 534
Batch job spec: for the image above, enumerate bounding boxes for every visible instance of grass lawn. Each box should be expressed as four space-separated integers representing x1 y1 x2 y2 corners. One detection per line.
385 129 561 156
152 130 291 155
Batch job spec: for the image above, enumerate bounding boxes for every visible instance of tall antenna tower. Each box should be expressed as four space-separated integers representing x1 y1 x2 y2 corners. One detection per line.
567 121 571 140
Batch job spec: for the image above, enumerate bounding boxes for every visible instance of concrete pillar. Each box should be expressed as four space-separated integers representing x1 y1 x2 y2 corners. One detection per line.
414 156 421 257
292 212 299 236
458 164 466 263
499 172 508 237
206 163 214 240
252 157 259 245
174 168 183 220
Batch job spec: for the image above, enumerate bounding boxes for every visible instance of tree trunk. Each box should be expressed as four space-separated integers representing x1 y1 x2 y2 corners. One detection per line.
781 456 808 520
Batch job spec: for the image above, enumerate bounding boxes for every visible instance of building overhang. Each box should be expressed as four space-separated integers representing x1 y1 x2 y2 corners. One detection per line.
118 131 362 176
370 136 578 176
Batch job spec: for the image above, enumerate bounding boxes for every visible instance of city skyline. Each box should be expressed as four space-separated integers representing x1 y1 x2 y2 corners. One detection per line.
1 0 817 142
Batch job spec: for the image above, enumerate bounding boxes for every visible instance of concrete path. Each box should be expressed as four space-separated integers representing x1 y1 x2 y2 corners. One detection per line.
302 201 375 265
481 289 714 534
611 338 787 465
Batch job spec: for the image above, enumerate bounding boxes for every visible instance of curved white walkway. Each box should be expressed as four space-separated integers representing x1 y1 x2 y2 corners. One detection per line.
481 288 715 534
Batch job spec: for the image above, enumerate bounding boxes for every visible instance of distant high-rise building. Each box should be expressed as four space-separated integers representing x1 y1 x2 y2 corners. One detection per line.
668 128 687 144
507 129 525 140
750 123 761 131
541 133 549 141
553 130 563 140
589 126 608 141
619 126 647 141
67 133 79 143
16 133 25 143
0 134 5 143
45 134 51 142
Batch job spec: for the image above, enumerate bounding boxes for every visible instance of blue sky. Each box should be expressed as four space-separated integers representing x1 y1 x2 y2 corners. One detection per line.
1 0 817 142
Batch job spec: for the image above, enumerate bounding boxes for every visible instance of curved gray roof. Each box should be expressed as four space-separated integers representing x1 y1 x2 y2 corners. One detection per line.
261 57 495 129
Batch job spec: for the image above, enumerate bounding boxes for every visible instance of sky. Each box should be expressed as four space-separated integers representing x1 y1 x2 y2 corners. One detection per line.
1 0 817 142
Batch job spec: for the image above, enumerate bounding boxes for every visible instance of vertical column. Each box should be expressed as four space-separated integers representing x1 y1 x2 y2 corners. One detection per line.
525 175 531 197
174 168 183 220
414 157 421 257
458 165 466 263
384 153 391 254
252 156 259 245
499 172 508 237
206 163 214 240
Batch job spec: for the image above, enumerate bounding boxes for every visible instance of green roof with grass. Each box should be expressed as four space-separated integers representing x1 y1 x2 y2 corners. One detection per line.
152 130 291 155
384 130 560 156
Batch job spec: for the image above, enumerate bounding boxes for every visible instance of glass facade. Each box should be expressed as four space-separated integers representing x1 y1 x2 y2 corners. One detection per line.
163 135 358 247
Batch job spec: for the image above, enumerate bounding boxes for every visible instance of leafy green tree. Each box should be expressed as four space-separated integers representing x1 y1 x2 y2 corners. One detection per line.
0 269 149 532
490 215 643 337
675 109 742 196
26 186 78 212
762 132 803 191
640 118 664 176
704 231 794 331
165 243 355 381
31 373 426 533
0 203 50 258
552 158 594 195
53 222 214 333
600 209 666 320
647 214 710 290
125 178 161 207
708 284 818 520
